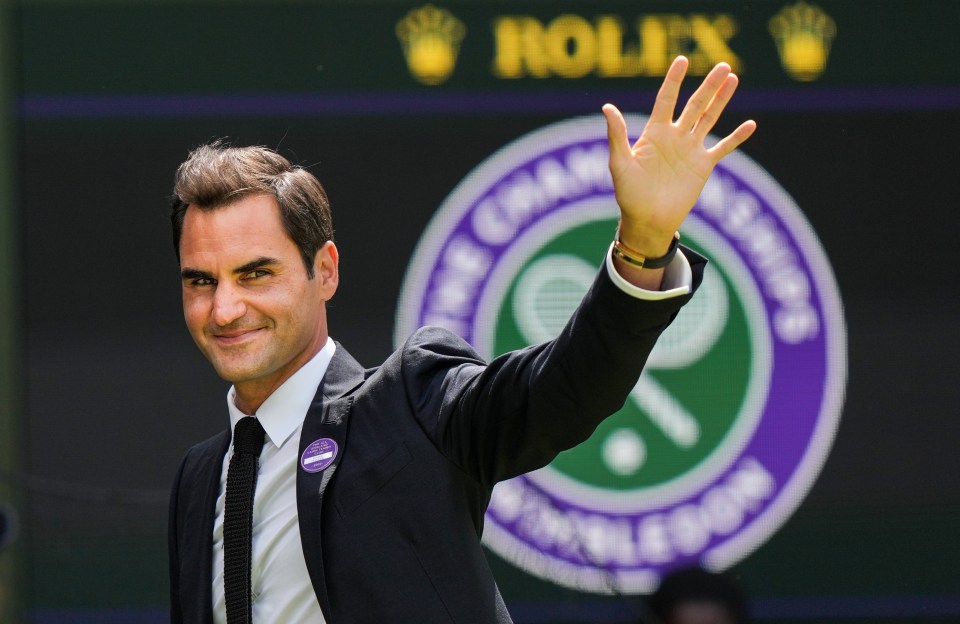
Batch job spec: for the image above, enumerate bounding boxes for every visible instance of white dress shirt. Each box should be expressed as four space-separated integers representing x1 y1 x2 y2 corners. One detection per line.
212 339 336 624
210 250 691 622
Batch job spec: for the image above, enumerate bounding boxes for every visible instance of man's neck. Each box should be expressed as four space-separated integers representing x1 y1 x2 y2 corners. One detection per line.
231 336 331 415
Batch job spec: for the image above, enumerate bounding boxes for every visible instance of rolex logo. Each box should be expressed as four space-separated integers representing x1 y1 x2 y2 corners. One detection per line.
396 5 466 86
769 2 837 82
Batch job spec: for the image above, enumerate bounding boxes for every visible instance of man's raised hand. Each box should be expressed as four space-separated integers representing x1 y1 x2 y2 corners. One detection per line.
602 56 757 261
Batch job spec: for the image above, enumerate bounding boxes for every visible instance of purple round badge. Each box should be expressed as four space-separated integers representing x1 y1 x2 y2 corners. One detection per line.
300 438 338 473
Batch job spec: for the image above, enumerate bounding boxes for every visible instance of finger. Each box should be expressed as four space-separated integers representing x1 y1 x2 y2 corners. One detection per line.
693 73 740 140
676 62 732 132
602 103 632 164
708 120 757 163
648 56 689 125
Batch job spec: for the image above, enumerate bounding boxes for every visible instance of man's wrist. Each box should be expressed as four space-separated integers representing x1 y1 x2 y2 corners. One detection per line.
612 230 681 270
605 244 692 300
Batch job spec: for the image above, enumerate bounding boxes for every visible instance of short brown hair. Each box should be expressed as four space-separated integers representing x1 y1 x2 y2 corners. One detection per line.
170 142 334 278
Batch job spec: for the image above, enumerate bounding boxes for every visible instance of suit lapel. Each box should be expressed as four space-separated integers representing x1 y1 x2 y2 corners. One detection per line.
185 430 230 624
297 343 366 617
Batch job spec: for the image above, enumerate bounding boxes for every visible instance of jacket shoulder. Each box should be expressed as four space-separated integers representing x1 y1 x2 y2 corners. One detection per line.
174 430 230 486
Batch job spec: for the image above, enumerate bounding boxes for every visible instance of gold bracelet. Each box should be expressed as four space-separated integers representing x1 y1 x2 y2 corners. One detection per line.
612 231 680 269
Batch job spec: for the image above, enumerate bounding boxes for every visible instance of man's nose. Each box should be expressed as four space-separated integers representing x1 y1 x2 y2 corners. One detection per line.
211 282 247 327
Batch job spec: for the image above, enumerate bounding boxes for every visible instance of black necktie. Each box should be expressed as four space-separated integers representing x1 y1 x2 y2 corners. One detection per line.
224 416 266 624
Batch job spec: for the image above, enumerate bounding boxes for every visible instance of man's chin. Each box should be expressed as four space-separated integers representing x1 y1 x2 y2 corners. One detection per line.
208 357 267 384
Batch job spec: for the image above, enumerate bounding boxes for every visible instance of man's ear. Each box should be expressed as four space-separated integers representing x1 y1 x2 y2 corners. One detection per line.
314 241 339 300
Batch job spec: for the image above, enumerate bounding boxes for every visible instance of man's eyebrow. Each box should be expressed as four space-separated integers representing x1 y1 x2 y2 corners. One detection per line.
179 257 279 281
234 257 279 275
180 267 213 281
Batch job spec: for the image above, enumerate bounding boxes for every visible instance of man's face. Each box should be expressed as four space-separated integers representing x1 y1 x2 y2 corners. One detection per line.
178 194 338 408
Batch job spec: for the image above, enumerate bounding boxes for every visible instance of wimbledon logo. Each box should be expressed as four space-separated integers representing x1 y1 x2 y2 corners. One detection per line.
394 115 847 593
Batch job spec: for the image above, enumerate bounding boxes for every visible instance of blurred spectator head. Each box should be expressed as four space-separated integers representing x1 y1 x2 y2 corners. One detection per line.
0 504 17 551
647 566 748 624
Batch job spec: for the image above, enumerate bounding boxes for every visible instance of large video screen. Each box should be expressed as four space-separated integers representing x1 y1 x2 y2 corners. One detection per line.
10 1 959 622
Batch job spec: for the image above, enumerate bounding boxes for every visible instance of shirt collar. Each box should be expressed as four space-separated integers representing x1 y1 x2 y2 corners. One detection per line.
227 338 337 449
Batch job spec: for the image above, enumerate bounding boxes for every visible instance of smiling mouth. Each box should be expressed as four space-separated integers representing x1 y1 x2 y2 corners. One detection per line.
212 328 263 345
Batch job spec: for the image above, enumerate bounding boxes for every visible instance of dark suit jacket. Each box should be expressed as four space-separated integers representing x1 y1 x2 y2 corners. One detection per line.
169 255 705 624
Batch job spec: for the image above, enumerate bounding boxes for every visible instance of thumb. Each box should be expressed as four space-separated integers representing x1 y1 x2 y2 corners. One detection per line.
602 104 631 168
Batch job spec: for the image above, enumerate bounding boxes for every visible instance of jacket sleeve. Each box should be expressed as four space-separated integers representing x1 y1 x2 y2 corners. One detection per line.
398 250 706 489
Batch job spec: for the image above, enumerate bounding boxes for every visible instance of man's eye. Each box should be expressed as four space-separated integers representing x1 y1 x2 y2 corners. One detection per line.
189 277 215 287
244 270 270 280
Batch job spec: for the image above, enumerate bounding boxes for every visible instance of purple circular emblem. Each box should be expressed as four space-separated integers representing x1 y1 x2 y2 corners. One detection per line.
300 438 338 473
395 115 847 593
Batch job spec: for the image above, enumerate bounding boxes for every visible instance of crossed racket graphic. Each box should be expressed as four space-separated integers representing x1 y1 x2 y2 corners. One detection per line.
512 254 729 475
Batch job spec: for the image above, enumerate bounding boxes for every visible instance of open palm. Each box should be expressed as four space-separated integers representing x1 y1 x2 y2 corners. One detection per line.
604 56 756 256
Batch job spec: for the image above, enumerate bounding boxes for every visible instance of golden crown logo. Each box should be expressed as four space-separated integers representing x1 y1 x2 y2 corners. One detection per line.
396 5 466 86
769 2 837 82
